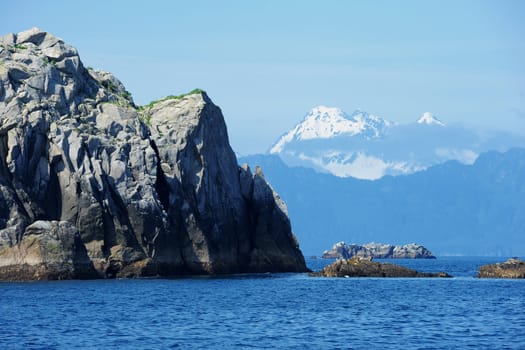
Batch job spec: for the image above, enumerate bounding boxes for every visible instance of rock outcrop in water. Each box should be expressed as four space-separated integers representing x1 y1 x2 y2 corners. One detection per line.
0 28 307 280
477 258 525 279
321 242 435 259
312 256 450 278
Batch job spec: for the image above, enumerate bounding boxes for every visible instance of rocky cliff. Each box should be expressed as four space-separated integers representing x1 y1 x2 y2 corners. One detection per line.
0 28 307 280
321 242 435 259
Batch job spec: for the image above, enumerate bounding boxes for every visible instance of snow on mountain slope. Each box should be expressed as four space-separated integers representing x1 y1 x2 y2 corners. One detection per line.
269 107 525 180
417 112 445 126
270 106 390 154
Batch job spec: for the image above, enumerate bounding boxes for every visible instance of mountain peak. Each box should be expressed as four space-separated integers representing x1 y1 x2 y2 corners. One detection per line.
296 105 354 138
306 105 345 120
417 112 445 126
270 106 390 154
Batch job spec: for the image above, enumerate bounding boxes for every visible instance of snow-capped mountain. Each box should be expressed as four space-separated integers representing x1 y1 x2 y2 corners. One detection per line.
269 106 525 180
270 106 391 153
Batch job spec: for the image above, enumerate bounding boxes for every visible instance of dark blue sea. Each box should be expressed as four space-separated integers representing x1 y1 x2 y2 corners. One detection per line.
1 257 524 349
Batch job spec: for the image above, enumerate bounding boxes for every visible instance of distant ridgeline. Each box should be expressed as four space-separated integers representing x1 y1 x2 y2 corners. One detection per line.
239 148 525 256
322 242 436 259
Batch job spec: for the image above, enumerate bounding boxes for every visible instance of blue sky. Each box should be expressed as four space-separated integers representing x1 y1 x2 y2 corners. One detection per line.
2 0 525 154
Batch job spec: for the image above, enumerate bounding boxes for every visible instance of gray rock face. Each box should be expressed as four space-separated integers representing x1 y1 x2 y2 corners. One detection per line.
0 28 307 280
0 220 98 280
322 242 435 259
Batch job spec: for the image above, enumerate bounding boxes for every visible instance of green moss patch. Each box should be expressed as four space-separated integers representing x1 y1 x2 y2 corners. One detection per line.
140 88 205 110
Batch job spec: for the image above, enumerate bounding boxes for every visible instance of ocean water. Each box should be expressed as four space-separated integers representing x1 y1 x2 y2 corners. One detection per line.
1 257 524 349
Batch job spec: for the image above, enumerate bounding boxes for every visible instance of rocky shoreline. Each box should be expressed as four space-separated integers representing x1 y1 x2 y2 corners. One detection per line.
311 256 451 278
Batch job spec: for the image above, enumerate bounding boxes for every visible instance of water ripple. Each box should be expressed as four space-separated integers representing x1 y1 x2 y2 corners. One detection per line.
0 258 524 349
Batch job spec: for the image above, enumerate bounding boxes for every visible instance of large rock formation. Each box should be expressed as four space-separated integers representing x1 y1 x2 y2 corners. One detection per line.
0 28 307 280
321 242 435 259
477 258 525 279
312 256 450 278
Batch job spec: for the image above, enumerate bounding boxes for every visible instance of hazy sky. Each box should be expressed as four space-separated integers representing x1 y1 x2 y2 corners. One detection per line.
2 1 525 154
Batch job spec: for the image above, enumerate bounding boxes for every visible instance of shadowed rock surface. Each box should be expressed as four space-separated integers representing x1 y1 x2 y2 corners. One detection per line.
311 257 450 278
477 258 525 279
322 241 435 259
0 28 307 280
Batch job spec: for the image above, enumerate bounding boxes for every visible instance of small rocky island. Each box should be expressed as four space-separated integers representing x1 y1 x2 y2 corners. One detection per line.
312 256 450 278
322 241 435 259
477 258 525 279
0 28 307 280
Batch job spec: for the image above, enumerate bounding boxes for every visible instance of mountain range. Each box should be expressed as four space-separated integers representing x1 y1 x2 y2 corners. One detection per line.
240 148 525 256
269 106 525 180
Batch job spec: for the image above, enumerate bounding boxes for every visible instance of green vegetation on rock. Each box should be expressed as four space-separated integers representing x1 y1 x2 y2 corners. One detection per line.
140 88 205 110
102 80 117 93
139 112 152 127
46 241 62 255
137 88 204 127
121 90 132 100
